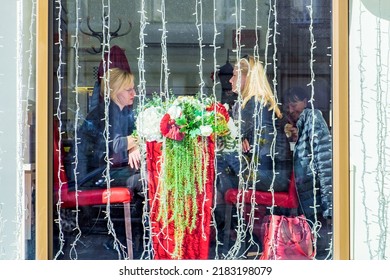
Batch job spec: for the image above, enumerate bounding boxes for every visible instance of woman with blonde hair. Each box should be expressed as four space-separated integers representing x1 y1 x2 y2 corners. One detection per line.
217 55 291 198
72 68 140 183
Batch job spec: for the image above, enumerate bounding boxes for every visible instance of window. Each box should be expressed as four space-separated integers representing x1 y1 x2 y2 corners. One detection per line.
51 0 333 260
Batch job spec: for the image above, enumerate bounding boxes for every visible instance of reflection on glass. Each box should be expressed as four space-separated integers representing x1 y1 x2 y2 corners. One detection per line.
52 0 332 260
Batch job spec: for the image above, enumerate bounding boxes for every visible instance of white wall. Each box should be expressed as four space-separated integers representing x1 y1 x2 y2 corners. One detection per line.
349 0 390 259
0 0 18 259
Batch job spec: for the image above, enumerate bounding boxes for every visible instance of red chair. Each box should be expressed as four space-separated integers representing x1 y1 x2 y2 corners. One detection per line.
222 172 298 252
53 127 134 259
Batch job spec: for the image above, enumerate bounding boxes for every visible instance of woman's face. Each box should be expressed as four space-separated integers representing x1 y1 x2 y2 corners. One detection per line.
229 66 247 94
116 81 136 107
286 98 307 123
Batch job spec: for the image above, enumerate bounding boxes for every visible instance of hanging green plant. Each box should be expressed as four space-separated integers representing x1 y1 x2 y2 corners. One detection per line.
136 94 237 259
157 136 209 258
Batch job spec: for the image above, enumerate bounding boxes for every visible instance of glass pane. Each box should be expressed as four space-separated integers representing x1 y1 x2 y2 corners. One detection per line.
349 0 390 259
52 0 333 260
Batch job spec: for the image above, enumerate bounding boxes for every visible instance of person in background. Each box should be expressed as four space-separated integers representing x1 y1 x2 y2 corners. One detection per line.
89 45 136 135
73 68 142 197
214 55 292 255
284 86 333 260
216 55 292 199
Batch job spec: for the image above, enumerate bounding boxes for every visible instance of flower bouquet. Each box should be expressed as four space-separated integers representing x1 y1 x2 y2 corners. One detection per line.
136 94 234 259
136 94 234 142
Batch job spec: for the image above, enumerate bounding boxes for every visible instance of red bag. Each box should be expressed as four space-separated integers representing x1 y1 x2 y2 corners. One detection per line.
260 215 316 260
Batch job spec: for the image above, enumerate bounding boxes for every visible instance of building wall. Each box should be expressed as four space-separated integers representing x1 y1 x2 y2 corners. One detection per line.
0 0 18 259
349 0 390 259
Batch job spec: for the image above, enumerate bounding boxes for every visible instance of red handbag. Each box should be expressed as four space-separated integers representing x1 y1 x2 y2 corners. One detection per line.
260 215 316 260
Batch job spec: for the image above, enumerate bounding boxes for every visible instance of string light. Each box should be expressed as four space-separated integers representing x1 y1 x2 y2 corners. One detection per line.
159 0 170 99
16 0 25 259
373 4 388 260
306 0 321 257
356 0 372 259
99 0 129 259
225 0 247 259
195 0 205 98
137 0 153 260
353 0 390 260
54 0 66 259
210 0 223 259
12 0 340 260
69 0 82 260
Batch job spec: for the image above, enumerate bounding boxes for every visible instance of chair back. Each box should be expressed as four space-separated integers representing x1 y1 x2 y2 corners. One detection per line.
224 171 298 209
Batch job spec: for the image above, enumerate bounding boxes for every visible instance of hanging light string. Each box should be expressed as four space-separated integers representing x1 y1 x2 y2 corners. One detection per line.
68 0 82 260
195 0 205 99
382 14 390 260
374 4 388 260
53 0 66 259
244 0 265 259
159 0 170 99
99 0 128 259
269 0 279 212
355 1 390 260
15 0 26 259
225 0 248 259
194 0 209 246
306 1 322 257
137 0 153 260
324 4 334 261
210 0 223 259
16 0 23 259
150 0 170 259
256 0 278 259
356 1 372 259
253 0 261 60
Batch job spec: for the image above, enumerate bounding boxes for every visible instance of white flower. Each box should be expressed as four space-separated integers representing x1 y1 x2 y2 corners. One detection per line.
199 125 213 136
227 118 238 139
222 118 239 152
136 106 164 142
167 105 182 119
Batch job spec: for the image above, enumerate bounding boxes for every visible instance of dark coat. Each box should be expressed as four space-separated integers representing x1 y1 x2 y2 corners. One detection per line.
72 101 135 181
293 108 333 219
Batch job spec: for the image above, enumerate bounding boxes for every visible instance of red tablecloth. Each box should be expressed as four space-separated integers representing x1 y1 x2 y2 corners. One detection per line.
146 139 215 259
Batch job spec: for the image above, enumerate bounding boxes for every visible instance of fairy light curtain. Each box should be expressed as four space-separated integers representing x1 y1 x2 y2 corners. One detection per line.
53 0 332 260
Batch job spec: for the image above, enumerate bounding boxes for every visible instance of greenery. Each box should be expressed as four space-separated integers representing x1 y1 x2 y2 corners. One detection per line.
136 93 234 258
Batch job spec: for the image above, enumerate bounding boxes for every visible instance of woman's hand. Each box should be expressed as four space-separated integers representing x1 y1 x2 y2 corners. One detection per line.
127 135 139 151
242 138 251 153
284 123 298 142
128 147 141 169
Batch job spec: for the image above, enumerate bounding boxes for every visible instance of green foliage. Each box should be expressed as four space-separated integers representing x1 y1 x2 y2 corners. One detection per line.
157 137 209 259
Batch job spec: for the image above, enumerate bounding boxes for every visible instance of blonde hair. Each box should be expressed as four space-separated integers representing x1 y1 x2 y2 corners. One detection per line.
100 67 134 100
238 56 282 118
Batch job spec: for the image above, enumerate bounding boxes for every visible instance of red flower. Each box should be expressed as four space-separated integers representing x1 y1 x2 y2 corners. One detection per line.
160 113 185 141
206 102 229 122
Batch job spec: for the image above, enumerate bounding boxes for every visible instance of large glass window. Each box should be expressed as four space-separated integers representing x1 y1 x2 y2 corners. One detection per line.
51 0 333 260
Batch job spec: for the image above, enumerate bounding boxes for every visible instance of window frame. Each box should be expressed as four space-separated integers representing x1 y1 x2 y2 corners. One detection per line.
35 0 350 259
